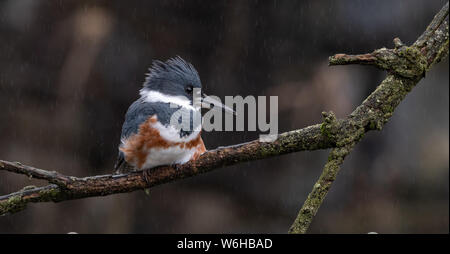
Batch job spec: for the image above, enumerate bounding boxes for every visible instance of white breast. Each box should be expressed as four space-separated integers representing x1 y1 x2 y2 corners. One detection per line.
140 146 197 169
140 121 200 169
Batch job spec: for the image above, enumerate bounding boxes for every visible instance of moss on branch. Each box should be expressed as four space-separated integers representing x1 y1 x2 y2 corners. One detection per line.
289 2 449 234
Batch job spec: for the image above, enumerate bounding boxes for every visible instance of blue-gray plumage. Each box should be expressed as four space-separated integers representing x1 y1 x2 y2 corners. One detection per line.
121 99 197 140
143 56 202 97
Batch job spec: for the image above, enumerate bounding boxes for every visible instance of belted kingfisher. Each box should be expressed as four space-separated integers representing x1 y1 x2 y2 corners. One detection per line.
114 56 233 173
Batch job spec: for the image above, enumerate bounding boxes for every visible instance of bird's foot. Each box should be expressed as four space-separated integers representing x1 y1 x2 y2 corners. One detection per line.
142 169 151 186
171 163 183 171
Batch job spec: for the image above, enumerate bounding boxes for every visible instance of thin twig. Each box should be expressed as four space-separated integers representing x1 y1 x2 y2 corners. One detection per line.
0 160 70 186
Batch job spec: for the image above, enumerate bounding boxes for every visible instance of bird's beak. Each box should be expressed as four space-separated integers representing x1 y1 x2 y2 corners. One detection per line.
201 93 236 115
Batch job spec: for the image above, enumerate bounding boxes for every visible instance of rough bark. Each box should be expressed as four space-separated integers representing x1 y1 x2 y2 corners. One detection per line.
289 2 449 233
1 125 332 215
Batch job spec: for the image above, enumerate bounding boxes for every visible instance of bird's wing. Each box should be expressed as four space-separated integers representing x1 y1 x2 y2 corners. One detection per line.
114 99 160 173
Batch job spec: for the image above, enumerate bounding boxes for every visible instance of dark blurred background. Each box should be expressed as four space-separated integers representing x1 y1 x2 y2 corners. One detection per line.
0 0 448 233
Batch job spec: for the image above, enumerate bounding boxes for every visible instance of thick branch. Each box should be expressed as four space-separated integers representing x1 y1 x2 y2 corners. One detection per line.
1 125 332 215
289 2 449 233
288 144 354 234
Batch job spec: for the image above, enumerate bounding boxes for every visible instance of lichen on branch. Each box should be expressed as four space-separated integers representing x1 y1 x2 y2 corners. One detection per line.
289 2 449 234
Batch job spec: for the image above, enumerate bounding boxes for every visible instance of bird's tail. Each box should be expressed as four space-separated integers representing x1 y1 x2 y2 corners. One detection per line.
114 151 126 174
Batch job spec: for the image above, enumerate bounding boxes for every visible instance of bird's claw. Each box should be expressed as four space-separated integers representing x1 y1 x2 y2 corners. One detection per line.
172 164 183 171
142 169 151 186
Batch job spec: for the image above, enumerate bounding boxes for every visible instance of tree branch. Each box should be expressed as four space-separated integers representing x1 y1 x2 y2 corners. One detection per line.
289 144 354 234
0 160 72 186
0 3 448 236
1 124 333 215
289 2 449 233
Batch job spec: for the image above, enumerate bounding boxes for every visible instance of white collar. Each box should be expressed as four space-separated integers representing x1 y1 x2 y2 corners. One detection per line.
139 89 195 110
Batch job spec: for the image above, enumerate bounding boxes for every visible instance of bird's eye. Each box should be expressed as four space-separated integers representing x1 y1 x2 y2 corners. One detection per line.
185 85 193 94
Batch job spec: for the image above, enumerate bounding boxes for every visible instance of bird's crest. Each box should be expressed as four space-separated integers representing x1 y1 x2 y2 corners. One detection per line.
142 56 200 89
